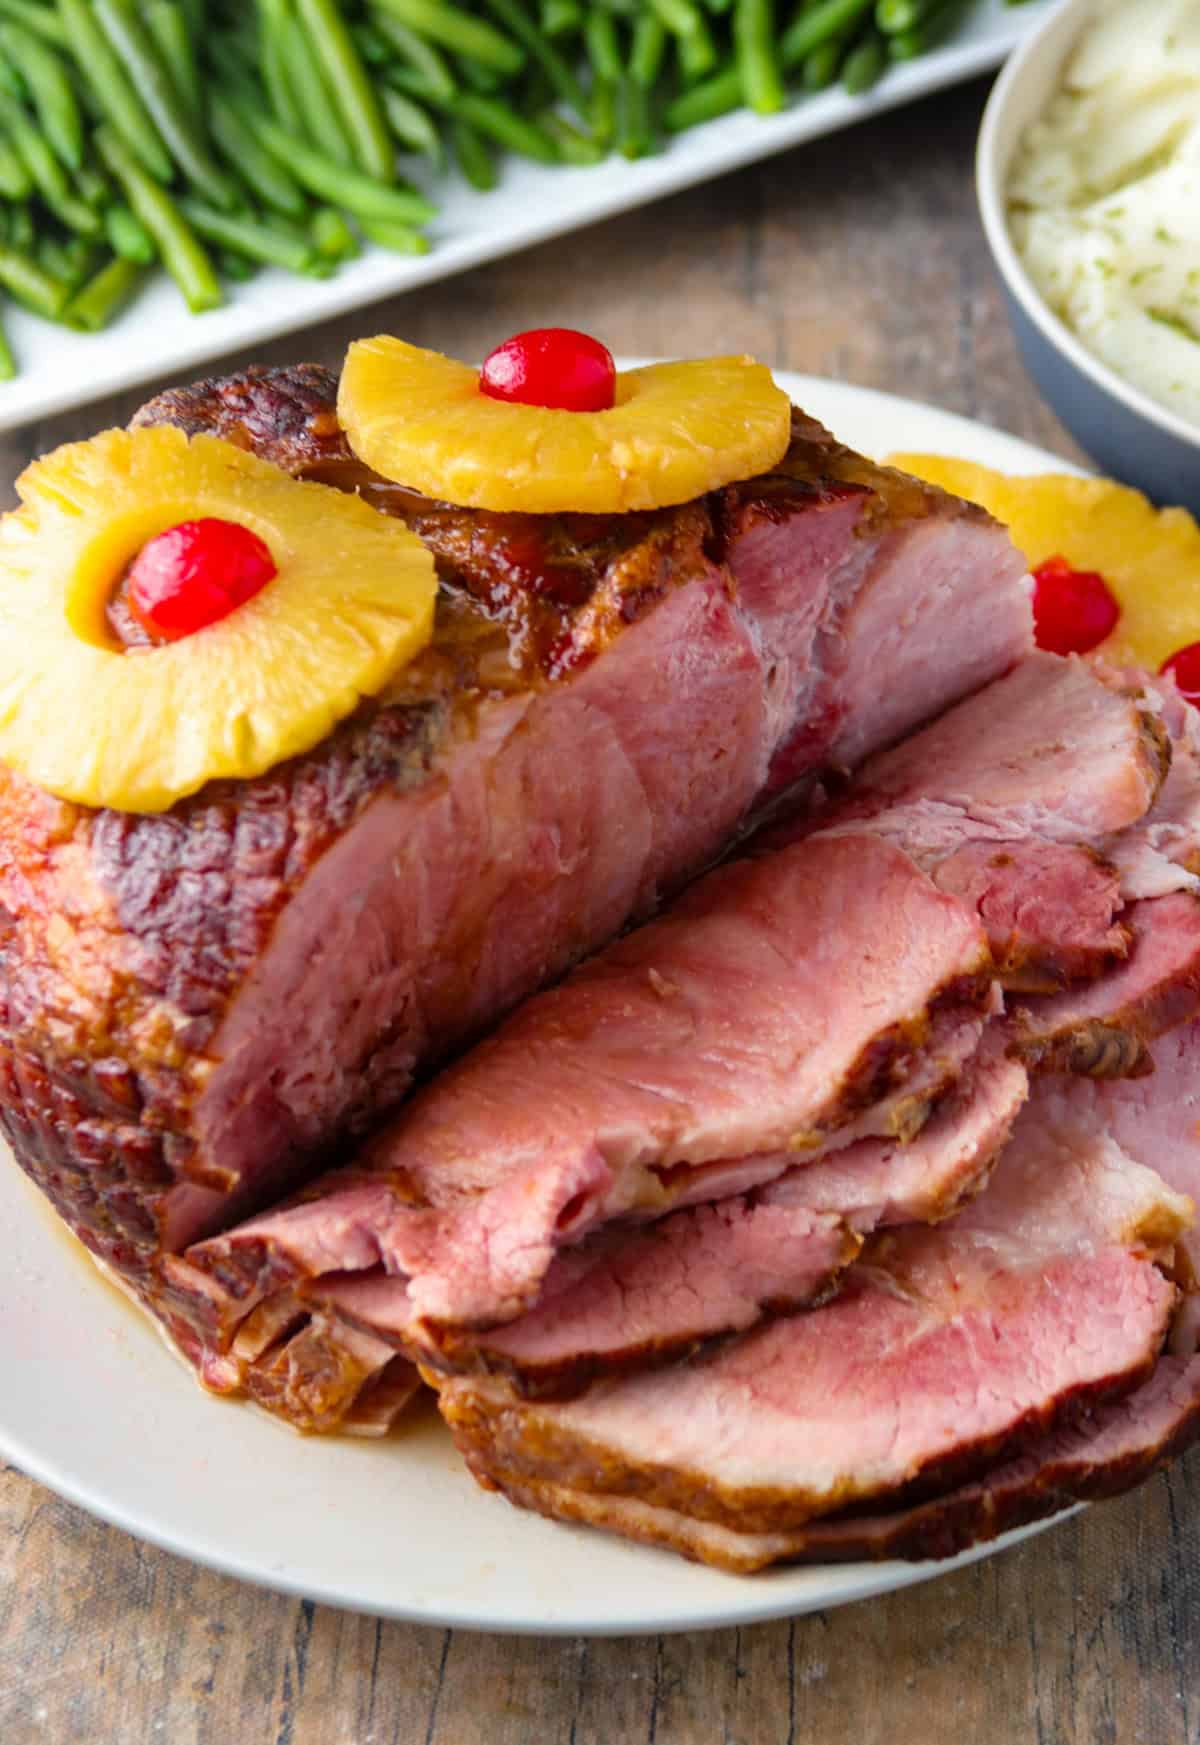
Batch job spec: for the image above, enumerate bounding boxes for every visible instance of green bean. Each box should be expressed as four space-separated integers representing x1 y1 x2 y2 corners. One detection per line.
801 33 846 84
0 89 98 230
481 0 585 113
0 131 32 194
37 231 94 289
380 83 443 164
540 0 581 36
209 90 308 218
663 62 738 128
886 0 966 54
278 10 356 164
177 196 335 275
62 253 143 327
93 0 236 207
310 205 360 258
95 124 222 311
647 0 717 69
458 53 504 92
588 72 615 145
385 61 445 102
451 89 557 160
0 20 82 168
245 111 438 224
356 214 429 252
257 0 305 132
104 200 156 262
0 307 14 379
57 0 171 181
295 0 395 182
615 73 652 156
450 114 495 188
779 0 875 65
583 7 621 81
74 164 109 206
0 0 65 46
371 13 457 100
841 26 884 89
351 19 389 63
874 0 925 30
630 13 666 86
733 0 783 112
7 198 31 247
0 39 23 96
217 246 258 280
143 2 202 121
0 240 66 315
371 0 524 75
677 10 716 77
538 108 604 163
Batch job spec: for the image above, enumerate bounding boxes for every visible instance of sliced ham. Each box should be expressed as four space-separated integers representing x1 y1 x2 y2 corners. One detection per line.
393 1047 1029 1398
166 832 994 1364
800 653 1170 988
436 1096 1190 1561
486 1356 1200 1572
1010 892 1200 1076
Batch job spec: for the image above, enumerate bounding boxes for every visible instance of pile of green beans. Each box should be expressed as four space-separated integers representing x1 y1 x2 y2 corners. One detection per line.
0 0 1032 378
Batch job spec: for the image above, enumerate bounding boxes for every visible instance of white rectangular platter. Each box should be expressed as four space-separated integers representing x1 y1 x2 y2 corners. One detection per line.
0 0 1052 431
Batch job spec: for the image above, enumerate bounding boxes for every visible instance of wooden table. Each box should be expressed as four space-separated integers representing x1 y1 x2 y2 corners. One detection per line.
3 74 1197 1745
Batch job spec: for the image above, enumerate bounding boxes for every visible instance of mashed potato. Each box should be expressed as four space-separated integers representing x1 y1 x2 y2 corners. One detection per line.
1007 0 1200 431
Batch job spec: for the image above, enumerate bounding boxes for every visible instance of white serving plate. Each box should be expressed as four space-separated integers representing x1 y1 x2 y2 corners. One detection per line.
0 0 1052 433
0 375 1086 1634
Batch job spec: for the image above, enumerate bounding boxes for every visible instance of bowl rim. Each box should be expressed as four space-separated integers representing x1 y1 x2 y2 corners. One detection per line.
976 0 1200 456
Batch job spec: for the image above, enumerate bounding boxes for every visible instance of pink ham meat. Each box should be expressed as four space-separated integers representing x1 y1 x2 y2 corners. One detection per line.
165 833 994 1374
437 1093 1191 1568
481 1356 1200 1571
804 652 1169 988
214 1017 1011 1428
1009 892 1200 1077
1031 1022 1200 1309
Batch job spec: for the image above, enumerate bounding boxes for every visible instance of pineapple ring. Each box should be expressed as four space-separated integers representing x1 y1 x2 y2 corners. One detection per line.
338 337 793 515
889 454 1200 673
0 425 437 814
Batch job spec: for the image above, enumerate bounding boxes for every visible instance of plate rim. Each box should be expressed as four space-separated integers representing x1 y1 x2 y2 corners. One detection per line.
0 372 1090 1634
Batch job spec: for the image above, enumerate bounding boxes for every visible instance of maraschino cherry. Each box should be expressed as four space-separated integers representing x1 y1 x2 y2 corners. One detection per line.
128 518 278 641
1161 641 1200 705
1030 554 1120 657
480 328 617 412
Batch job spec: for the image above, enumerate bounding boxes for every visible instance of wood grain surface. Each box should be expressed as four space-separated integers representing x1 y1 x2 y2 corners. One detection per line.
3 75 1197 1745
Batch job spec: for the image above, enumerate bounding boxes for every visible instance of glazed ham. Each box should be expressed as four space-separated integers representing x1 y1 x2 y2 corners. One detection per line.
0 366 1032 1353
437 1097 1192 1567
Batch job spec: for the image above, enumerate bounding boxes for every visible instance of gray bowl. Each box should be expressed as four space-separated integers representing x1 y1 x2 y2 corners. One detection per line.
976 0 1200 512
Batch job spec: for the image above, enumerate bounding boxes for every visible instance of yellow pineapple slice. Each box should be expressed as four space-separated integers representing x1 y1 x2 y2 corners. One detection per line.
889 454 1200 672
338 337 792 514
0 425 437 814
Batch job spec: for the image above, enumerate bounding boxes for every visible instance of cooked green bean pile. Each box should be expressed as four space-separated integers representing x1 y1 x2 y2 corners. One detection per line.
0 0 1031 378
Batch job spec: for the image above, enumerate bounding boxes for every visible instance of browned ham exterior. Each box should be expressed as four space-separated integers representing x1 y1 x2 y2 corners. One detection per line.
0 366 1033 1368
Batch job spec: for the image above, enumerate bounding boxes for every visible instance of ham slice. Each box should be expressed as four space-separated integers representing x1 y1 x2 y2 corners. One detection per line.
436 1095 1191 1566
804 652 1169 988
1009 892 1200 1076
486 1356 1200 1571
165 832 994 1370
